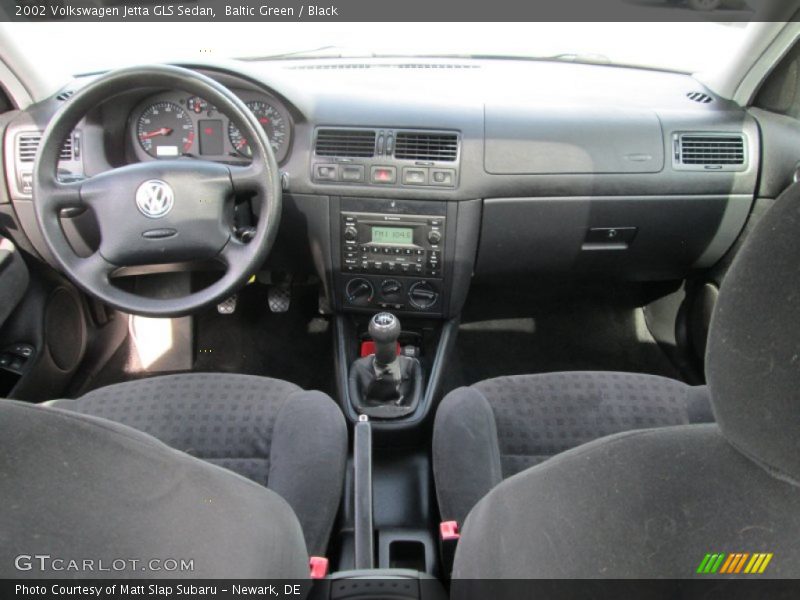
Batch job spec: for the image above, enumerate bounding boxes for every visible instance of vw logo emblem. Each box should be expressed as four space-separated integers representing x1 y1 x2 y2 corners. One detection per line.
135 180 174 219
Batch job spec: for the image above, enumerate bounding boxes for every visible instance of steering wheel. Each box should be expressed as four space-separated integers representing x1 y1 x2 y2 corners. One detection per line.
33 65 281 317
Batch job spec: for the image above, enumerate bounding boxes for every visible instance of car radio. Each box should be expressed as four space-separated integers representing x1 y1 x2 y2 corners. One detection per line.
341 211 444 279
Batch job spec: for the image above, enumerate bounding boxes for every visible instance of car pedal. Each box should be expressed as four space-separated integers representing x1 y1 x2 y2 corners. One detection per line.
268 284 291 313
217 294 238 315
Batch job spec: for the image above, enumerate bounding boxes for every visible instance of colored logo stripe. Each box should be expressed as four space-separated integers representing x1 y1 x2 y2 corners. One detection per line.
697 553 773 575
697 553 726 574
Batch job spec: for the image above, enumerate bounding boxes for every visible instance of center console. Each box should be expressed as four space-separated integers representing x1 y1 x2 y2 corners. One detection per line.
341 210 445 313
328 196 480 429
333 198 450 318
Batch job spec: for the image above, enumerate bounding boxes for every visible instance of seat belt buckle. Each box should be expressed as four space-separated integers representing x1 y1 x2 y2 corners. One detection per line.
439 521 460 578
309 556 329 579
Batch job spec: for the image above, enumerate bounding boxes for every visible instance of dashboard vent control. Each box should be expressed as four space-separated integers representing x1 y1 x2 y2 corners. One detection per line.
686 91 714 104
17 132 74 162
315 129 376 158
675 133 745 170
394 132 458 162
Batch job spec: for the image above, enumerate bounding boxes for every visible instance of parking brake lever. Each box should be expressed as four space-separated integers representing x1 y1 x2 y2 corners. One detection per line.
353 414 374 570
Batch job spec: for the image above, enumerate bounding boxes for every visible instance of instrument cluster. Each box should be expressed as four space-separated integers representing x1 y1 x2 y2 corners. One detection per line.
129 89 292 164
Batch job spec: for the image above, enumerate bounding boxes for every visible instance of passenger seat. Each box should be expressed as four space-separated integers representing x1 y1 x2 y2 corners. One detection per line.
433 371 712 524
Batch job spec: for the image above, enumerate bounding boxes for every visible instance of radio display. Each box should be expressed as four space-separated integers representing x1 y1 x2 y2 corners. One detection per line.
372 226 414 245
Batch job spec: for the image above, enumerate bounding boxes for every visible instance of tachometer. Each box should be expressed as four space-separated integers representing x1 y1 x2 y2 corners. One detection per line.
137 101 195 158
228 100 288 159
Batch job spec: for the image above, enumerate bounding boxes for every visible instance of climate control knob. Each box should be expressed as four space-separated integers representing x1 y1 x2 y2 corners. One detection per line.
345 278 374 307
380 279 403 303
408 281 438 310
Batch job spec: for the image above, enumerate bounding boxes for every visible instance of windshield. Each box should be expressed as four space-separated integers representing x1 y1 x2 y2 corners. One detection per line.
1 22 750 77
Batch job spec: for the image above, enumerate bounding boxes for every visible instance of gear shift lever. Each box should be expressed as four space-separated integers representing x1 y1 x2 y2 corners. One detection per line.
349 311 423 418
369 312 401 378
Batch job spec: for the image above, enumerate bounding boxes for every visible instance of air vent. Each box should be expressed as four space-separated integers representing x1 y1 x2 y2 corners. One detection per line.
56 90 75 101
687 91 714 104
289 63 480 71
675 133 745 169
17 132 74 162
315 129 376 158
394 132 458 162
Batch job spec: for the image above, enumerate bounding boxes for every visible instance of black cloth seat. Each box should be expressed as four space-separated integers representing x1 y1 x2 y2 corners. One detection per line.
434 371 712 524
439 183 800 580
50 372 347 557
0 398 310 578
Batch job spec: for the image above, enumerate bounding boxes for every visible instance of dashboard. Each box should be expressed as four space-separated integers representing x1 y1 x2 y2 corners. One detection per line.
128 89 292 164
0 58 763 320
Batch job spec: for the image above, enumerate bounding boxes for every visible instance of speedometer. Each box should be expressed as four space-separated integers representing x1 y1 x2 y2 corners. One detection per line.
228 100 288 159
137 101 195 158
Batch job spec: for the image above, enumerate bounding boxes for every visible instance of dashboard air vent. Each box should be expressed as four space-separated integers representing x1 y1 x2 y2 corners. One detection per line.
17 132 74 162
289 63 480 71
686 91 713 104
56 90 75 101
676 133 745 168
315 129 376 158
394 132 458 162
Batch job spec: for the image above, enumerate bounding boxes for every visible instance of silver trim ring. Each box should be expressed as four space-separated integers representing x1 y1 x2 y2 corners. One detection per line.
135 179 175 219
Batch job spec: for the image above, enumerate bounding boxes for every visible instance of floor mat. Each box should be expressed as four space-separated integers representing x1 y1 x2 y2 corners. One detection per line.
80 284 334 397
193 284 334 396
441 281 683 394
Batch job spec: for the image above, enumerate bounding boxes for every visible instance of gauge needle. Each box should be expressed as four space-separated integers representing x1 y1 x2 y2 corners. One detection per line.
140 127 173 140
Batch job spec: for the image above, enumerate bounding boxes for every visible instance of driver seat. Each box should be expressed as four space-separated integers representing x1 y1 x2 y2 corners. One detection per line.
6 373 347 566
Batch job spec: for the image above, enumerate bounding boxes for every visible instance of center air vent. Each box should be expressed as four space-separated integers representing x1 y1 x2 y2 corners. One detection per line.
674 133 746 171
394 132 458 162
315 129 376 158
17 132 74 162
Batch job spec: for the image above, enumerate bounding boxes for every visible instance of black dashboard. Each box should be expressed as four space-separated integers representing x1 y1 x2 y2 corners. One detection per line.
0 58 762 320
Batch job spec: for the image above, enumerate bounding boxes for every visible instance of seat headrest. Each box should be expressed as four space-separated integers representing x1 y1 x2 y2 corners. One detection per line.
707 184 800 483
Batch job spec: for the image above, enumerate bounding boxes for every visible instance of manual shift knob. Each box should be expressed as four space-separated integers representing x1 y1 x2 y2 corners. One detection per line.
369 312 401 368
